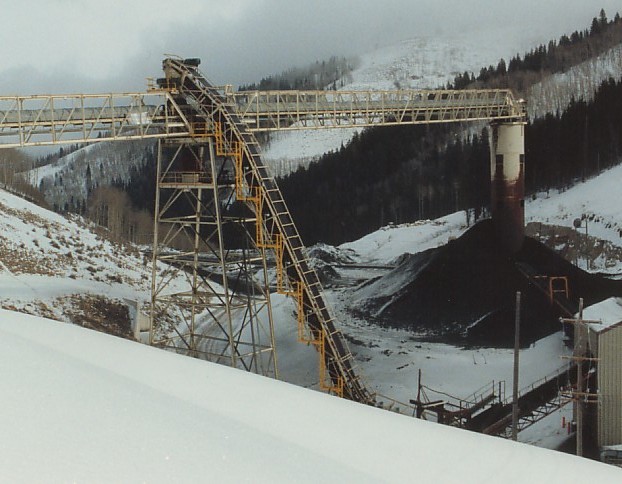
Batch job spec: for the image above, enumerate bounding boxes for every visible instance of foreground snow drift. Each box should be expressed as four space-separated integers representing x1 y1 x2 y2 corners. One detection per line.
1 309 620 482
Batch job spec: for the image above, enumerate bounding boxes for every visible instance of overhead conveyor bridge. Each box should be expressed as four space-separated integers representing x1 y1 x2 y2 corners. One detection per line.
0 92 190 148
233 88 524 131
0 86 524 147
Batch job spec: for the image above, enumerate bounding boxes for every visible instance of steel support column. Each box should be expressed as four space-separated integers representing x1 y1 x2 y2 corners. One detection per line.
149 137 277 377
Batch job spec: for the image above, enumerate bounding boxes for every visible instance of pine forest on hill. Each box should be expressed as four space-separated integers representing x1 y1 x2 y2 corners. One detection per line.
238 56 358 91
450 9 622 93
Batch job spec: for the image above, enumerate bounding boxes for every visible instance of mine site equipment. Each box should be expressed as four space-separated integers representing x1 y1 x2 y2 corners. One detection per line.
0 56 527 404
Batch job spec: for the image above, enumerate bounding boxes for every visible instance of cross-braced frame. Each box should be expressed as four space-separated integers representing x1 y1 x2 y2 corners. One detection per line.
149 136 278 377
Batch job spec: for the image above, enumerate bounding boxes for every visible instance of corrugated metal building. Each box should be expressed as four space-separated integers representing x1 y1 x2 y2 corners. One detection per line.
583 297 622 449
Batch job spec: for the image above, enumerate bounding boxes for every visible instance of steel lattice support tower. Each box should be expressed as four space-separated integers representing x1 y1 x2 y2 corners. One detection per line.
144 58 373 402
149 135 278 377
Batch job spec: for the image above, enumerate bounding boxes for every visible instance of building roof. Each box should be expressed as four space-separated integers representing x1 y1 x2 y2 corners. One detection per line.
582 297 622 334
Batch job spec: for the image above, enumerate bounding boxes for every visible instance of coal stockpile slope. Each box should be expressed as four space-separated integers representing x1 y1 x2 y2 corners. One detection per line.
350 220 622 346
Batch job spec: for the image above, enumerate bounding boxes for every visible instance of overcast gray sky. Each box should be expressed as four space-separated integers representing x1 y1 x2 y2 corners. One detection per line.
1 0 620 94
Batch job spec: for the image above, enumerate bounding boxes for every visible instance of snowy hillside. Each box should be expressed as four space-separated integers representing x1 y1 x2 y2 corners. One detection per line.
0 186 190 340
266 38 622 174
526 163 622 244
528 43 622 120
0 183 323 391
263 36 514 171
2 309 621 482
24 140 154 211
526 163 622 274
345 38 506 92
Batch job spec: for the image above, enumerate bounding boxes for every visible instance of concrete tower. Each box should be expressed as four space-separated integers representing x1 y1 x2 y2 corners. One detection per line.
490 122 526 253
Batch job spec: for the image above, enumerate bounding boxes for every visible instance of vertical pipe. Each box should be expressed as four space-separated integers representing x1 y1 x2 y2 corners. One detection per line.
583 222 587 269
149 140 163 345
208 138 237 369
416 369 423 418
576 298 584 457
512 291 521 441
490 122 525 253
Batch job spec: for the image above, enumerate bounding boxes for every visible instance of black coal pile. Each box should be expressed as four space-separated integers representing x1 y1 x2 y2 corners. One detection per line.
307 243 354 285
349 219 622 346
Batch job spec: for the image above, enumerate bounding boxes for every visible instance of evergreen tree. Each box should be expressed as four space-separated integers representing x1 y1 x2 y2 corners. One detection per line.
599 8 608 27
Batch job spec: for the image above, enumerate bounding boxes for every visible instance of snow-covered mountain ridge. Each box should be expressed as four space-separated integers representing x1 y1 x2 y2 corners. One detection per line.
263 36 515 172
265 38 622 173
25 139 154 212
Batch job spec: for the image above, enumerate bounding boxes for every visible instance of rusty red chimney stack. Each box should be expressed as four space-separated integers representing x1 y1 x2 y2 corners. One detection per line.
490 122 526 253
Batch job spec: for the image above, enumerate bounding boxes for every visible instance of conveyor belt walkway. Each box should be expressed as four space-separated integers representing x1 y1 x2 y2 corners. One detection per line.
163 58 372 403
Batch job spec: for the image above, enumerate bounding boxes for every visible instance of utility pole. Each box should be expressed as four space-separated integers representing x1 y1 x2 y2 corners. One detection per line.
416 369 423 418
563 298 588 457
576 298 584 457
512 291 521 441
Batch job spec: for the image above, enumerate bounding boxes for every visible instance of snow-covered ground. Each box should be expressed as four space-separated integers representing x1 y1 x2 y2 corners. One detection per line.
526 164 622 247
330 305 572 407
526 163 622 275
2 308 621 482
0 188 148 295
5 153 622 448
340 211 468 265
0 187 189 338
